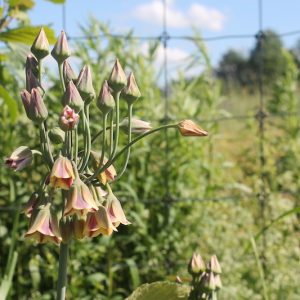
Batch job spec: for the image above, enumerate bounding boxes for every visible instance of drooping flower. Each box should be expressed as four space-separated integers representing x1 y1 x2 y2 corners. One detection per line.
177 120 208 137
49 155 75 190
5 146 33 171
25 203 62 244
59 105 80 131
90 151 117 184
106 188 130 228
64 179 98 217
85 205 117 237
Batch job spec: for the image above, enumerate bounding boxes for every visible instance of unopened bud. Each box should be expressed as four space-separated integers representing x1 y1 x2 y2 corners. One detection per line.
49 127 65 144
121 73 141 104
26 68 40 93
214 274 222 290
62 81 84 112
63 60 77 85
59 105 79 131
21 88 48 123
202 272 216 292
120 118 152 134
188 253 206 275
31 27 50 60
60 218 73 243
209 255 222 274
97 80 115 114
5 146 33 171
72 215 86 240
26 54 38 77
178 120 208 137
108 59 127 92
51 31 70 64
76 65 95 104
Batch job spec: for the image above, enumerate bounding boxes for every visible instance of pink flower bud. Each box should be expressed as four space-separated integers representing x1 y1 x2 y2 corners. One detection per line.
62 81 84 112
25 203 62 244
177 120 208 137
26 54 38 77
108 59 127 92
29 88 48 123
209 255 222 274
51 31 71 64
31 27 50 60
64 179 98 217
188 253 206 275
49 155 75 190
97 80 115 114
5 146 33 171
121 72 141 104
120 118 152 134
25 67 40 92
59 105 80 131
63 60 77 85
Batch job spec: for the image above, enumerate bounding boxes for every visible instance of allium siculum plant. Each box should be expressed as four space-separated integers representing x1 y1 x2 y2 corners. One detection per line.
5 28 208 299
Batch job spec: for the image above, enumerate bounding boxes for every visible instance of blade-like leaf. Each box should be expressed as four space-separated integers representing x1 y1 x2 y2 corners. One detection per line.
0 84 18 122
126 281 190 300
0 26 56 44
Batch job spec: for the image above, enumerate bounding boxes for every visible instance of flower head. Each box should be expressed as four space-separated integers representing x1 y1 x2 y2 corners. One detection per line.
51 31 70 63
106 188 130 228
59 105 80 131
177 120 208 137
85 205 117 237
49 155 75 190
108 59 127 92
31 27 50 60
25 203 61 244
5 146 33 171
64 179 98 217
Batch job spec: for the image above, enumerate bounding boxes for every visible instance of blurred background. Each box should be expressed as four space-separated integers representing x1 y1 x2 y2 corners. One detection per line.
1 0 300 299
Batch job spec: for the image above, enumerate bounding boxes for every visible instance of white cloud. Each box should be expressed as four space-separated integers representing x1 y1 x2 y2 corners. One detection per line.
133 1 226 31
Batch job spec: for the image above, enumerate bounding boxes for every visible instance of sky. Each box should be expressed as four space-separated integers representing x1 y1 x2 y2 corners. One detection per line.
29 0 300 68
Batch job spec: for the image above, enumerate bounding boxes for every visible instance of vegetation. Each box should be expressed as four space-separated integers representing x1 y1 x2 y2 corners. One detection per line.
0 10 300 300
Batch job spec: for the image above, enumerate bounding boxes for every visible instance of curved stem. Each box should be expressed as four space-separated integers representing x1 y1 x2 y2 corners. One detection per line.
100 113 108 166
113 104 133 182
85 123 177 183
109 110 114 156
58 63 66 92
110 92 120 159
56 242 69 300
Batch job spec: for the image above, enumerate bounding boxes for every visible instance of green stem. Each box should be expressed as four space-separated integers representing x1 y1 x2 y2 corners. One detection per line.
59 63 66 92
113 104 133 181
39 123 53 168
100 113 108 167
74 127 78 165
38 59 42 83
110 92 120 159
109 110 114 156
79 105 91 173
85 123 177 183
56 242 69 300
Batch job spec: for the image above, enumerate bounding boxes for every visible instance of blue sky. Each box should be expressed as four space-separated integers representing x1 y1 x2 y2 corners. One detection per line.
29 0 300 67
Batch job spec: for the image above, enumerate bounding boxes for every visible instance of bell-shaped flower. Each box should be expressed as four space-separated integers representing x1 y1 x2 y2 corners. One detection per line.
120 118 152 135
62 81 84 112
63 60 77 85
108 59 127 92
51 30 70 64
76 65 95 104
177 120 208 137
64 178 98 217
188 253 206 275
5 146 33 171
90 151 117 184
59 105 80 131
25 203 62 244
106 188 130 227
97 80 115 114
121 72 141 104
85 205 117 237
49 155 75 190
31 27 50 60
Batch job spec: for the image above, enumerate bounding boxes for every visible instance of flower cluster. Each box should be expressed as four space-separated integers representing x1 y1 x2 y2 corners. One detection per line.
5 28 207 246
187 253 222 300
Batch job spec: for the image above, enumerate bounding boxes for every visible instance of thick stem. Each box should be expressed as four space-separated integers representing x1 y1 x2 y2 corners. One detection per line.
113 103 133 182
56 242 69 300
85 123 177 183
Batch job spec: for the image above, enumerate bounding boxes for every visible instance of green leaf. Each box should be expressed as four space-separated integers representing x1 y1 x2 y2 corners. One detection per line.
0 26 56 44
126 281 190 300
126 258 141 289
9 0 35 9
0 84 19 122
